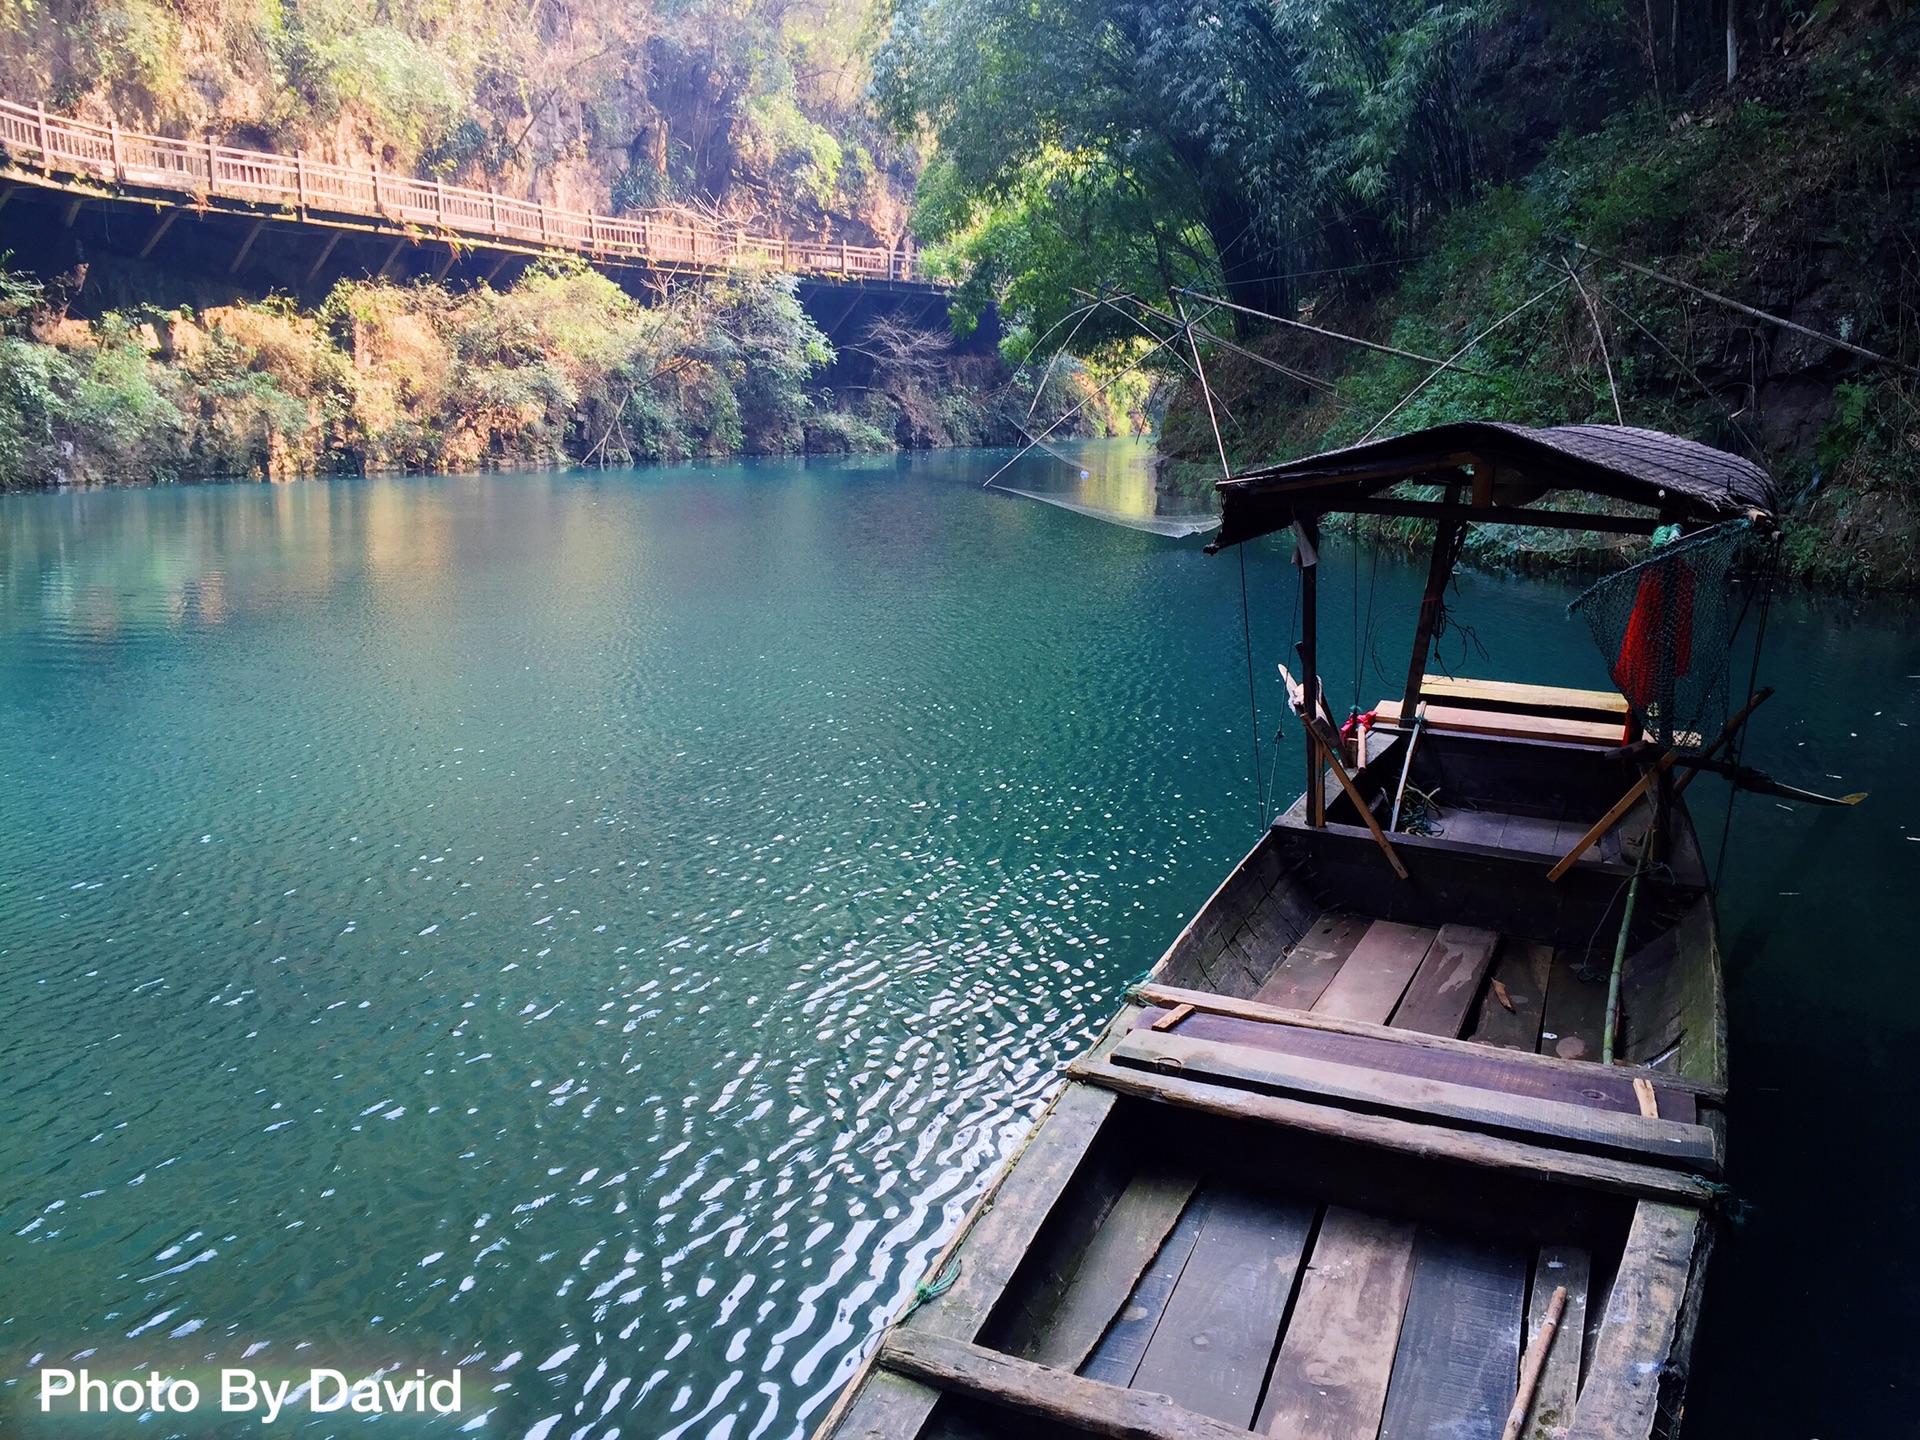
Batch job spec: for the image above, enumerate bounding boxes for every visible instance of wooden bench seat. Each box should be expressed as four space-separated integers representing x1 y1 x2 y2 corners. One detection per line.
1373 698 1627 746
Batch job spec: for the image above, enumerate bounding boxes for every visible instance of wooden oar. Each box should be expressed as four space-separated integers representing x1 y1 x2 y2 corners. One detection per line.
1671 755 1866 806
1281 664 1408 880
1500 1285 1568 1440
1547 688 1773 882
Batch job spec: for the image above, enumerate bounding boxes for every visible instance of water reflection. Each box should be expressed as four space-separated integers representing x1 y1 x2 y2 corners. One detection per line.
985 437 1218 537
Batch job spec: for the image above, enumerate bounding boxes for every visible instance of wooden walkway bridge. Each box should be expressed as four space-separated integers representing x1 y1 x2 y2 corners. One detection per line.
0 97 927 288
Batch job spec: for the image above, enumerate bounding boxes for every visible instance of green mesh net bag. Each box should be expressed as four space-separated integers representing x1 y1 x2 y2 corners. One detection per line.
1568 520 1750 750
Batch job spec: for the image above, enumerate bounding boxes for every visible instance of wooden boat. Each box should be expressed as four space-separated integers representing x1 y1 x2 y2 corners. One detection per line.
814 425 1787 1440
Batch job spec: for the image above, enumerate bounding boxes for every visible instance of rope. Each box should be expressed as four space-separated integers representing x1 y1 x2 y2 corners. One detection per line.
1697 1179 1753 1224
1716 533 1781 890
1173 290 1265 831
901 1256 962 1319
1361 276 1574 442
1241 545 1265 829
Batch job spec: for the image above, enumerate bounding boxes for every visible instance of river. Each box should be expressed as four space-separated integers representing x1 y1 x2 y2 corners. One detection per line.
1 443 1914 1438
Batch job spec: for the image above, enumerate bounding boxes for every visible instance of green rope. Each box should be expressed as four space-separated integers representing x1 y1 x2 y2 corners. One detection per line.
902 1256 962 1319
1697 1180 1752 1225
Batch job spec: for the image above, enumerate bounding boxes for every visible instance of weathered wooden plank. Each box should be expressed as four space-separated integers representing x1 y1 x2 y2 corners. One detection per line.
1418 676 1628 718
877 1331 1269 1440
1372 699 1625 745
1376 1231 1529 1440
1391 924 1501 1038
815 1081 1119 1440
1522 1246 1591 1440
827 1367 946 1440
931 1083 1125 1342
1255 913 1371 1011
1254 1207 1419 1440
1108 1031 1721 1171
1080 1191 1214 1386
1026 1169 1201 1371
1311 920 1437 1023
1469 941 1552 1055
1133 1188 1317 1427
1130 1007 1688 1119
1540 948 1609 1064
1617 930 1686 1069
1436 809 1511 850
1062 1055 1717 1207
1133 983 1724 1102
1564 1202 1705 1440
1154 833 1286 993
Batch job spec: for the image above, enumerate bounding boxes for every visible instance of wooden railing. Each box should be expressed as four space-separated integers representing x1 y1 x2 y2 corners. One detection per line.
0 98 924 284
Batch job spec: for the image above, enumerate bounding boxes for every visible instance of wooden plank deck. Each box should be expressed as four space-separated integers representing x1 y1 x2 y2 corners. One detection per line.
1469 940 1553 1054
1131 1188 1316 1426
1522 1245 1592 1440
1373 699 1626 746
1254 1208 1419 1440
1311 920 1436 1023
1026 1169 1201 1371
1255 913 1371 1010
877 1331 1269 1440
1376 1232 1529 1440
1390 924 1500 1037
1565 1202 1705 1440
1080 1193 1213 1386
1541 949 1610 1063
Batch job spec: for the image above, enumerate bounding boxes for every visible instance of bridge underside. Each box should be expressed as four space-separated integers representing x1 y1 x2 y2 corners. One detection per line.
0 173 974 361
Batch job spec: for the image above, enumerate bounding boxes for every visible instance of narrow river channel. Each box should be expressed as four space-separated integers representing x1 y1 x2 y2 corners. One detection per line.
2 444 1914 1438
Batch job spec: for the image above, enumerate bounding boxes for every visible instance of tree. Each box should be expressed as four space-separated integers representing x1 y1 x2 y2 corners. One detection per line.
878 0 1484 338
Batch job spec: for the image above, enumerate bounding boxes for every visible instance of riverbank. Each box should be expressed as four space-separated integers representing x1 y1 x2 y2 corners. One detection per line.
1150 13 1920 590
0 261 1151 490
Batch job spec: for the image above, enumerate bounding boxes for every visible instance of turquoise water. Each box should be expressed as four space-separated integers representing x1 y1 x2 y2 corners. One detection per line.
1 447 1915 1438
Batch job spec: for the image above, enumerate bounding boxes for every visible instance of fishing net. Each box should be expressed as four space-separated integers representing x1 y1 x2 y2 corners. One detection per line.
1568 519 1750 750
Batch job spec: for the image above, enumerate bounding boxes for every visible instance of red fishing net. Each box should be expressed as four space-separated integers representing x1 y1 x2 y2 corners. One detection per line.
1570 520 1749 750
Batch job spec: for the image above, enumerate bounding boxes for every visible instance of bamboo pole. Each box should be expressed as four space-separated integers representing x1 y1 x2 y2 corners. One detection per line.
1501 1285 1568 1440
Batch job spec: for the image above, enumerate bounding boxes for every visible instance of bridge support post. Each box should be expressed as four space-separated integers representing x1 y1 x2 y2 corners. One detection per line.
295 150 307 213
34 103 47 170
109 120 121 181
206 136 218 197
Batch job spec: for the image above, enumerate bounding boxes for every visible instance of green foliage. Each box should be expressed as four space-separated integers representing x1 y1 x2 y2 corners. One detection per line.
881 0 1488 340
0 261 844 487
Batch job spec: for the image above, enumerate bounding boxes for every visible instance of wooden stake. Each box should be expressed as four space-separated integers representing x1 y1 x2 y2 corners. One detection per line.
1500 1284 1567 1440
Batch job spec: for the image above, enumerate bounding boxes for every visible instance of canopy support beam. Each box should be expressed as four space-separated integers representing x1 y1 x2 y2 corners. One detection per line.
1403 521 1462 719
1293 519 1323 826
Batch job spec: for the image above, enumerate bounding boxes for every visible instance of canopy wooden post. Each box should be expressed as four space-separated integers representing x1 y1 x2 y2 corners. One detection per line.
1296 519 1323 826
1402 520 1462 717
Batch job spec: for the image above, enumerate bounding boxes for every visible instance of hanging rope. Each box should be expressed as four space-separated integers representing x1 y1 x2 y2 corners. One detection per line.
1240 545 1265 828
1171 291 1266 829
1361 276 1574 442
1716 533 1782 889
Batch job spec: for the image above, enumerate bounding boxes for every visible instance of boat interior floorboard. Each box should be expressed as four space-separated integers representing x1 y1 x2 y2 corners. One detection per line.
1001 1172 1608 1440
1205 900 1683 1087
